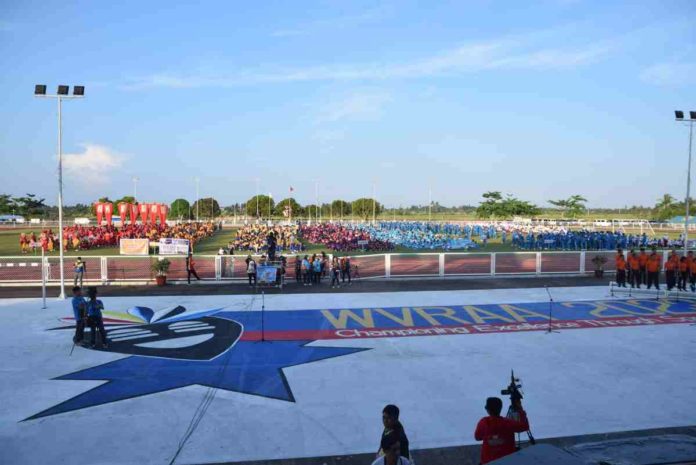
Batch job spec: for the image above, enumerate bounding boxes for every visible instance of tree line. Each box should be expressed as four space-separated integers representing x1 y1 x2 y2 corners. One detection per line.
0 192 692 221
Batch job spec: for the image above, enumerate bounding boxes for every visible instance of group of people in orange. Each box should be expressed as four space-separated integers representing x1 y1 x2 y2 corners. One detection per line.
19 222 218 252
19 230 55 253
615 247 696 291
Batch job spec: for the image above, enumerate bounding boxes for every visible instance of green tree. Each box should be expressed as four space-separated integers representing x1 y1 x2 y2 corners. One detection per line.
653 194 678 221
0 194 16 215
304 204 319 219
169 198 191 220
274 198 303 218
331 200 351 218
477 191 539 218
476 191 504 218
244 195 274 218
191 197 221 220
352 198 382 220
549 195 587 218
114 195 136 205
14 193 47 217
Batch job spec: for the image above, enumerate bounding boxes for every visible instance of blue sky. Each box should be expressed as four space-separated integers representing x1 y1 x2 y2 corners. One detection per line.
0 0 694 209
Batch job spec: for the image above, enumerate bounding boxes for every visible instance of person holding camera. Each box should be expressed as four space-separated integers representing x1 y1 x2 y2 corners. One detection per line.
474 396 529 464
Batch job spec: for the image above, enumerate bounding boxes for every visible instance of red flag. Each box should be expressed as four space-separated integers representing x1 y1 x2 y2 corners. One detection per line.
104 202 114 226
150 203 160 224
95 202 104 225
117 202 129 224
129 203 138 224
159 204 169 224
139 203 150 224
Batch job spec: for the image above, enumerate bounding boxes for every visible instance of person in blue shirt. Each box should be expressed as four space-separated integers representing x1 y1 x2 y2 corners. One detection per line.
313 255 323 285
71 286 86 344
86 287 108 349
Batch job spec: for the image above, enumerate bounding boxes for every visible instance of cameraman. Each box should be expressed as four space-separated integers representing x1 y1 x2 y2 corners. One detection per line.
474 396 529 464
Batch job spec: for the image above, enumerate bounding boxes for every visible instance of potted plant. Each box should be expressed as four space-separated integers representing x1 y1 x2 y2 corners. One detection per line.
151 258 171 286
591 255 607 278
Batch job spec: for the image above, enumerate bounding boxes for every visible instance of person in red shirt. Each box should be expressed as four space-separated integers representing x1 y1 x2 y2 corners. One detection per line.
690 256 696 292
475 396 529 464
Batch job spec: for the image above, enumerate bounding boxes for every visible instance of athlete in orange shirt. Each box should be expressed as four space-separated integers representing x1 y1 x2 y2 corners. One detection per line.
678 257 689 291
615 250 627 288
629 251 641 288
665 252 678 290
646 250 661 290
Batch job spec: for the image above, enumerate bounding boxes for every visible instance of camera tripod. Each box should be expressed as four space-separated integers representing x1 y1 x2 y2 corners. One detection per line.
505 405 536 450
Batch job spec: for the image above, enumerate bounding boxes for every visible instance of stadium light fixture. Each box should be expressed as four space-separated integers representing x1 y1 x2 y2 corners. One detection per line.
674 110 696 256
34 84 85 300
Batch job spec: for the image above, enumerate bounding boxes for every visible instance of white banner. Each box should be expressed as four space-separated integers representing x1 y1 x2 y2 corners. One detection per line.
119 238 150 256
159 238 190 255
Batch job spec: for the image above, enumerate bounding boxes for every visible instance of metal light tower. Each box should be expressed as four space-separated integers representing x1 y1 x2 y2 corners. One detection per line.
675 110 695 255
34 84 84 300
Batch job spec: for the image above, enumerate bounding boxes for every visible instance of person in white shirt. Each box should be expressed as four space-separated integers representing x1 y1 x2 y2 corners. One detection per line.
371 432 410 465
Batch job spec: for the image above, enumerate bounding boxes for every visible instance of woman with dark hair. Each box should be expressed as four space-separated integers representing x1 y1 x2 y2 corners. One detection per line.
377 404 410 460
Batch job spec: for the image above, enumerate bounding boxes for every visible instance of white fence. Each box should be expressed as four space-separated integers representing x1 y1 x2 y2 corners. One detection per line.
0 250 672 285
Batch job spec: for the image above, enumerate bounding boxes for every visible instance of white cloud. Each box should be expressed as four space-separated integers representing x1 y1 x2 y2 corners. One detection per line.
316 92 391 124
640 62 696 87
123 33 613 90
62 144 124 178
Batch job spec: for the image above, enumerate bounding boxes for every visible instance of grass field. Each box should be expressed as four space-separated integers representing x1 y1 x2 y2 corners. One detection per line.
0 226 684 258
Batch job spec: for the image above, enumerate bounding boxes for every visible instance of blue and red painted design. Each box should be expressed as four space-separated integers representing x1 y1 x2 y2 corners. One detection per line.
35 298 695 421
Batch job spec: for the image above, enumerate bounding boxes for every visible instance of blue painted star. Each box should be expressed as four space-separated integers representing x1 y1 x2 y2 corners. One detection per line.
26 340 367 420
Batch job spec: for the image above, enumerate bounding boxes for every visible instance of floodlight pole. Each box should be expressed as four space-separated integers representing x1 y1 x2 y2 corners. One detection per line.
676 112 695 255
686 119 693 256
35 90 83 299
57 96 64 299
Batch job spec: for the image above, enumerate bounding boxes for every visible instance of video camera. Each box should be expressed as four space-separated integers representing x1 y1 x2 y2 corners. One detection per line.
501 369 523 403
501 369 535 446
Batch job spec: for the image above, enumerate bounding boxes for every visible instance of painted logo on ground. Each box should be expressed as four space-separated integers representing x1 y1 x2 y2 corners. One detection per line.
32 298 696 420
